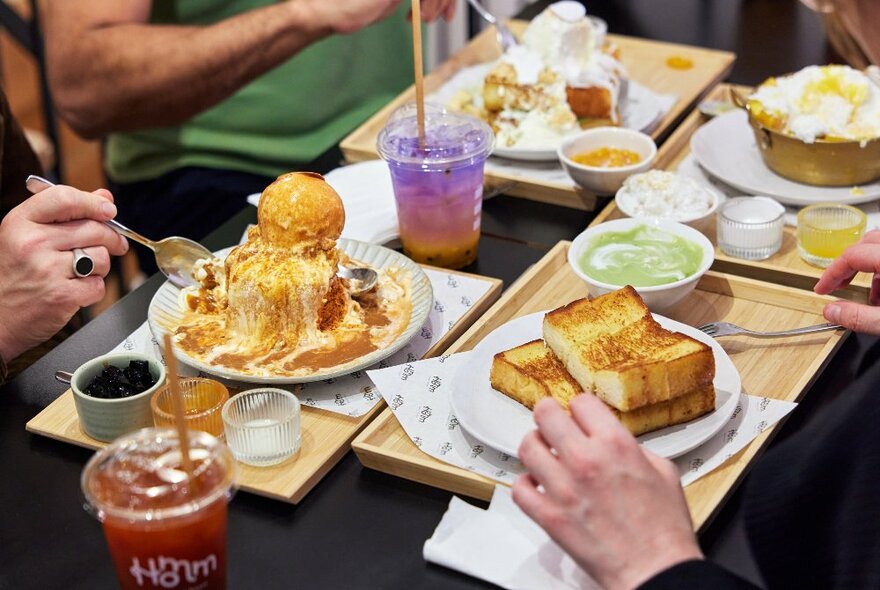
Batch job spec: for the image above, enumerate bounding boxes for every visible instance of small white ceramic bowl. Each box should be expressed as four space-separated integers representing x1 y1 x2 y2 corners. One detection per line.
558 127 657 195
568 218 715 312
615 170 721 226
70 353 166 442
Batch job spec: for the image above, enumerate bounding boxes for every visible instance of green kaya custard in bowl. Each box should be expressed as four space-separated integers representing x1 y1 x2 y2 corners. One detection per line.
579 225 704 287
568 218 715 312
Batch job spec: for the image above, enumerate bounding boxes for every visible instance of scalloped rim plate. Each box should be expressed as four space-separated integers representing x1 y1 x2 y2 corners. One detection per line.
449 311 741 459
148 238 433 384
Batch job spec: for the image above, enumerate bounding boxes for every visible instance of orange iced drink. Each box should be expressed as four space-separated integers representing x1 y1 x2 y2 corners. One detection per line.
82 428 236 590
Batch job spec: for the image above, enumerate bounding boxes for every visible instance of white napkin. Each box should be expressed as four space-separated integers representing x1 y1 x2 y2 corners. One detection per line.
424 486 599 590
367 352 797 485
111 270 495 417
247 160 398 245
677 153 880 230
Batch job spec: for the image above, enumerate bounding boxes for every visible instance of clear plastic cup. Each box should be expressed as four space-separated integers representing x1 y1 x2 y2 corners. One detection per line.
82 427 236 590
222 388 301 467
377 103 494 269
151 377 229 438
797 203 867 268
716 196 785 260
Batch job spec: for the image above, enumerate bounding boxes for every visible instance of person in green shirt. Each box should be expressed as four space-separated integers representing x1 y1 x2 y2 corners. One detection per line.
42 0 456 274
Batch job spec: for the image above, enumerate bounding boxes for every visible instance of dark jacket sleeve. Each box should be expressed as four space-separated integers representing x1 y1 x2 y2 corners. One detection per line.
637 560 760 590
0 87 41 218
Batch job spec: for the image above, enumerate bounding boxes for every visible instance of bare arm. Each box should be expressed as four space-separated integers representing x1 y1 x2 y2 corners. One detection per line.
42 0 407 138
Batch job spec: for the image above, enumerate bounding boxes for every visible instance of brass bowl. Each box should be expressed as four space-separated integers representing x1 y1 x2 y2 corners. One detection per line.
730 88 880 187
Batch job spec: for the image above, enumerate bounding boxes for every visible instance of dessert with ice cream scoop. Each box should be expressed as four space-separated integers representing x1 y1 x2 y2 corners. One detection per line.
737 64 880 186
174 172 413 377
749 65 880 143
448 2 626 150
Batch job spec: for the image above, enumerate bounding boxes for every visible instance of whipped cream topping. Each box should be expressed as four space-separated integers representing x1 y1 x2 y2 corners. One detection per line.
750 65 880 143
520 2 625 89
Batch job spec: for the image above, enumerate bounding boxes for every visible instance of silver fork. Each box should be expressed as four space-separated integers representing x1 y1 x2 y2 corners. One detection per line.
697 321 844 338
465 0 518 52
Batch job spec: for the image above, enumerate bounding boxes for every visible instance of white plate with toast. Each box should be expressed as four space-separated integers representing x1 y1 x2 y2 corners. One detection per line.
450 311 741 458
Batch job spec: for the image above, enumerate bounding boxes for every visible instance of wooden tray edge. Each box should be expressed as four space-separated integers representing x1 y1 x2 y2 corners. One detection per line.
26 268 504 505
352 241 850 524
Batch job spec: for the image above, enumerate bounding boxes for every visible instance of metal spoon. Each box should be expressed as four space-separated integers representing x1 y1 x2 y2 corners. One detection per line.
338 265 378 296
465 0 518 52
54 370 73 384
26 175 213 289
27 175 378 296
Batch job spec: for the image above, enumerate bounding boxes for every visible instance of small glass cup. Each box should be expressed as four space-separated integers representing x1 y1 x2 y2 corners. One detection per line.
716 196 785 260
221 388 301 467
797 203 867 268
151 377 229 438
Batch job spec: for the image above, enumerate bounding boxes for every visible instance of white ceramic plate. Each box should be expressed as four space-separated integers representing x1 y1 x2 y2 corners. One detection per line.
691 110 880 206
148 238 433 384
430 62 665 162
449 311 741 459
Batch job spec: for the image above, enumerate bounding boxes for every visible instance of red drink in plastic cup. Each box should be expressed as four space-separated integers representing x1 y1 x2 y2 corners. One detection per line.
378 104 494 269
82 428 236 590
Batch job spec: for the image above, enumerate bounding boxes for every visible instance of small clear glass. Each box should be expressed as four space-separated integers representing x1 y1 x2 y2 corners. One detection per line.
222 388 301 467
797 203 867 268
716 196 785 260
151 377 229 438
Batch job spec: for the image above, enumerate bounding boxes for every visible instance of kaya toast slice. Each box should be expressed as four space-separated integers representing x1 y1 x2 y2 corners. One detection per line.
542 286 715 412
490 339 582 410
489 339 715 436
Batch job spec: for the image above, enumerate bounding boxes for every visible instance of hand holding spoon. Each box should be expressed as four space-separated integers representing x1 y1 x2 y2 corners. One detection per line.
26 175 214 288
27 175 379 295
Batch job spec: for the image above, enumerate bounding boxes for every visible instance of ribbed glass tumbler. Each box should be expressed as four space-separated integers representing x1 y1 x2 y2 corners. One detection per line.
716 196 785 260
222 388 301 467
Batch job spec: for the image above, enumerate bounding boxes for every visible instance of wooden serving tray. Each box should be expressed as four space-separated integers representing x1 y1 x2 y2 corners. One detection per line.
26 269 503 504
340 21 735 211
352 241 847 531
590 82 873 302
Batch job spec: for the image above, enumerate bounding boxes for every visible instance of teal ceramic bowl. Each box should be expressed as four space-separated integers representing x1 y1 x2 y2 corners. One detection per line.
70 353 166 442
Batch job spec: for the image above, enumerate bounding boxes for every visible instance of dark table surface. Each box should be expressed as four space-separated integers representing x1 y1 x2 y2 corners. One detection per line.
1 2 868 588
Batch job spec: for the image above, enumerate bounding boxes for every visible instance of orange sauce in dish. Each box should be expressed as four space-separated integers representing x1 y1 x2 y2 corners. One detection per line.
572 147 641 168
666 55 694 70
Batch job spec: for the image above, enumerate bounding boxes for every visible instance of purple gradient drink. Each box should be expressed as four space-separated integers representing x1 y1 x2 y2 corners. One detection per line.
378 104 494 269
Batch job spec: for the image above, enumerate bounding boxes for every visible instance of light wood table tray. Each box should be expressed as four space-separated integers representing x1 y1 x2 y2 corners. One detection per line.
340 22 735 211
352 241 847 531
26 268 502 504
590 82 873 302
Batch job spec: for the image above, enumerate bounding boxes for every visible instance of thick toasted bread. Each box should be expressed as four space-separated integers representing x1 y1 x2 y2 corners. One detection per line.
613 383 715 437
490 340 582 410
543 286 651 345
565 86 617 121
489 339 715 436
542 287 715 411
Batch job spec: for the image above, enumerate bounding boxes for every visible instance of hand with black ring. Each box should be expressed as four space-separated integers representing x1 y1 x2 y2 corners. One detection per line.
0 185 128 363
